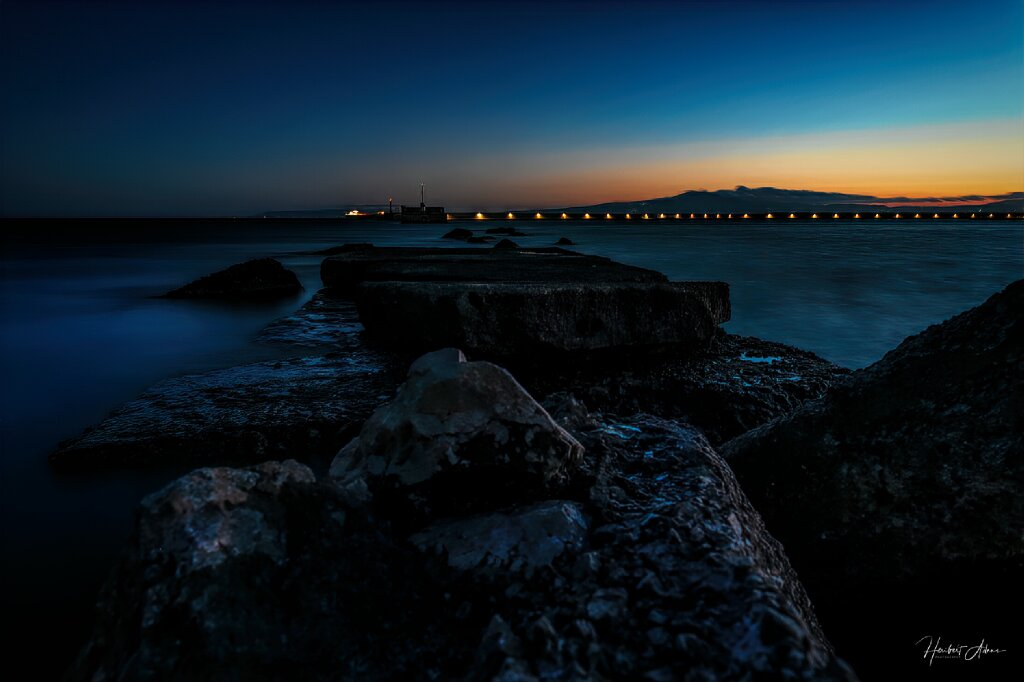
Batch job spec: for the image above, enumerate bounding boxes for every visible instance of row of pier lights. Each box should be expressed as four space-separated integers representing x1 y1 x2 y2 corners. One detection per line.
448 211 1021 221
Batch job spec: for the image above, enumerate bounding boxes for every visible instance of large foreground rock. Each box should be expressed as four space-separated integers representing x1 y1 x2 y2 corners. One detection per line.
162 258 302 299
721 279 1022 678
356 280 729 355
72 352 855 681
330 348 583 517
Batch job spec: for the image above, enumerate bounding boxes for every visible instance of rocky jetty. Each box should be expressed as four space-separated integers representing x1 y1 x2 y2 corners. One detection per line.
161 258 302 299
70 350 856 681
721 279 1022 678
320 245 729 356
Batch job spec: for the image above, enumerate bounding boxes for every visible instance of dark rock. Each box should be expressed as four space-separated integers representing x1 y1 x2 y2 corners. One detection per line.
73 357 855 681
721 280 1023 679
521 332 848 444
442 227 474 241
320 245 667 293
485 227 527 236
50 352 398 472
555 237 575 245
493 238 519 249
466 235 493 243
330 348 583 518
410 500 588 577
355 280 730 356
161 258 302 299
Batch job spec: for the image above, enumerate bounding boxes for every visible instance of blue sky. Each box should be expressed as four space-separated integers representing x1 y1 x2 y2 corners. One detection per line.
2 0 1021 214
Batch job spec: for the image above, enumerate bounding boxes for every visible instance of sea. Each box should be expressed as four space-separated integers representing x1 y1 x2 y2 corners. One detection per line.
1 218 1021 674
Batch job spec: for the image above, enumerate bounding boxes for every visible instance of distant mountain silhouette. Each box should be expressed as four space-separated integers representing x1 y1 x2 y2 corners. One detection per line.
559 187 1023 214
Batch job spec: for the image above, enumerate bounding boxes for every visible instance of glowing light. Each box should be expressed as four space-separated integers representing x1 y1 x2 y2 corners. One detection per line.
895 214 901 218
766 213 773 219
703 213 708 219
658 213 665 219
446 214 452 220
561 213 568 219
584 213 591 219
507 212 515 219
743 213 750 219
675 213 681 219
971 213 976 218
606 213 612 219
953 214 958 218
346 209 361 216
933 213 939 218
476 212 485 220
715 214 721 219
789 213 795 219
727 214 732 219
377 210 385 215
854 214 860 218
833 213 839 219
643 213 649 219
535 212 543 219
690 213 695 219
1008 214 1013 218
626 213 631 219
914 213 921 219
811 213 819 219
875 213 880 218
989 213 994 218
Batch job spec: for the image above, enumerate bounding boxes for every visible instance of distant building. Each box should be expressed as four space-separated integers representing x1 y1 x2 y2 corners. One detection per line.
401 184 446 223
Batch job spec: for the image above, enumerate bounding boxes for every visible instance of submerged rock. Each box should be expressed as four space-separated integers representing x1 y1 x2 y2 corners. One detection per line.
73 354 855 681
485 227 526 236
721 280 1023 678
355 280 729 356
466 235 493 243
161 258 302 299
330 348 583 517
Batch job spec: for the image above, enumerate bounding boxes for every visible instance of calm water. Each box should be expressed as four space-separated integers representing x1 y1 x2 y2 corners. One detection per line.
1 219 1021 673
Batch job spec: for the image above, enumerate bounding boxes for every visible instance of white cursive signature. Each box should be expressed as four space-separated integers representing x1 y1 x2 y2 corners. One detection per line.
916 636 1007 666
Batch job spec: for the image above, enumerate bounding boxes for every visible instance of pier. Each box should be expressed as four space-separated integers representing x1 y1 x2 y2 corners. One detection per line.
443 210 1022 222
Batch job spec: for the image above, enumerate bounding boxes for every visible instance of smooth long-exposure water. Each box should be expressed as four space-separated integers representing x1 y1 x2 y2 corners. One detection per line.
1 219 1021 673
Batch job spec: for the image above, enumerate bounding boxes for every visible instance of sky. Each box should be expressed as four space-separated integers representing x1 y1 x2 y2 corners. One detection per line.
1 0 1022 215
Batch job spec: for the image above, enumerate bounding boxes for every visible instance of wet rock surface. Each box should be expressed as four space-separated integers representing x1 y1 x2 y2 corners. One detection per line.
71 355 856 681
161 258 302 299
721 279 1023 679
516 331 849 444
49 353 396 472
442 227 473 241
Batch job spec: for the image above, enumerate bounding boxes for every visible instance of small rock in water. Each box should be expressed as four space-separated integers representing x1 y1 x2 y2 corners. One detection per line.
442 227 474 241
556 237 575 246
493 238 519 249
161 258 302 299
